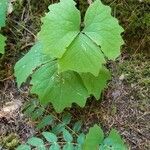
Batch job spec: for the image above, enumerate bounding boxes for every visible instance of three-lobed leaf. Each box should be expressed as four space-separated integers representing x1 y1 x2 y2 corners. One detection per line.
15 0 123 112
38 0 124 75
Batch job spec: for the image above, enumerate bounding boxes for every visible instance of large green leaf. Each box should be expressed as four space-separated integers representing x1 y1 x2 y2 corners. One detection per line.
37 0 123 75
0 0 8 28
15 0 123 112
0 34 6 54
59 33 105 76
80 67 111 99
14 41 51 86
100 129 128 150
38 0 80 58
15 53 110 112
83 0 124 60
83 125 104 150
30 62 89 112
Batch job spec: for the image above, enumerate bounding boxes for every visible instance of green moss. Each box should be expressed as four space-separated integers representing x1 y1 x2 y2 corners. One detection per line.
102 0 150 53
0 133 20 149
118 53 150 111
119 54 150 83
111 104 117 116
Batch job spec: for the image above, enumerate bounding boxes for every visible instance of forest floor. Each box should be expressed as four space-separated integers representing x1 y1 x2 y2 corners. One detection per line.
0 0 150 150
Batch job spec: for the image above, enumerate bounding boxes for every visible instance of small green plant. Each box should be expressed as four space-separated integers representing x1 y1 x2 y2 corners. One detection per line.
0 0 8 54
16 120 127 150
16 101 127 149
15 0 124 112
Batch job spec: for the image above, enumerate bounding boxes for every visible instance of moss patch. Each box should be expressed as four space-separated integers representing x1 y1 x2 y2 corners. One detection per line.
0 133 19 149
118 54 150 111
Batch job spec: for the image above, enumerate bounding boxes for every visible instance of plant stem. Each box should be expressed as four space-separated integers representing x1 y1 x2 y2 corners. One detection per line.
39 105 79 137
87 0 92 5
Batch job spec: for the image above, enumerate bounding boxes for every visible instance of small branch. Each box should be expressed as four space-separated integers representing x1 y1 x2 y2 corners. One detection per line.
87 0 92 5
0 75 13 82
10 19 36 39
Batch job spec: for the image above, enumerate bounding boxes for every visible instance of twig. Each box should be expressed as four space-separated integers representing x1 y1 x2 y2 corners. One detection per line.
21 42 34 50
0 75 13 82
50 113 79 137
38 105 79 137
10 19 36 39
